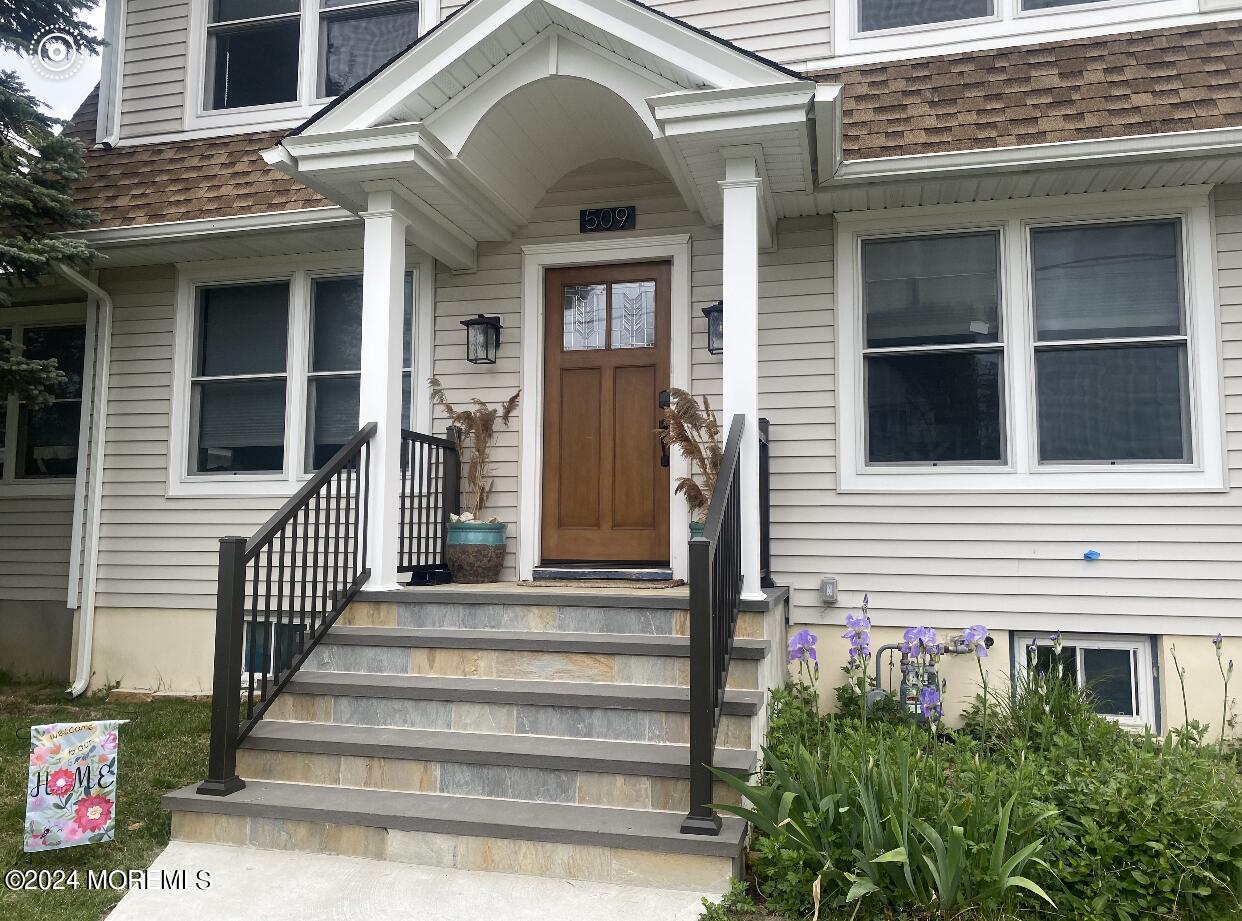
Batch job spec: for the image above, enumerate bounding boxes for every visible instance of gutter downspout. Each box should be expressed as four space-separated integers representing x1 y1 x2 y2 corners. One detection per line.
55 265 112 698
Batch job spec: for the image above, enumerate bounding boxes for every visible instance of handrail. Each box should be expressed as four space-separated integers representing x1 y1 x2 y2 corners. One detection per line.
758 417 773 589
197 423 376 796
681 413 745 835
398 427 460 583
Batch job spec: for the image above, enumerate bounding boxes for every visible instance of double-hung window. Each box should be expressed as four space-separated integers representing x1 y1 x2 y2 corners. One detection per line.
178 262 417 493
837 193 1222 491
1031 220 1191 465
862 231 1005 465
0 324 87 482
199 0 420 120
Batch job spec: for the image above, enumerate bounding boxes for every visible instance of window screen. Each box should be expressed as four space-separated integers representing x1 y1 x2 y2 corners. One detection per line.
320 0 420 97
858 0 992 31
1032 221 1190 464
862 231 1005 465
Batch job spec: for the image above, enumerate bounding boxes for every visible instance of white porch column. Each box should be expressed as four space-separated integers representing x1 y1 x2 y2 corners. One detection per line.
359 191 410 590
720 151 763 600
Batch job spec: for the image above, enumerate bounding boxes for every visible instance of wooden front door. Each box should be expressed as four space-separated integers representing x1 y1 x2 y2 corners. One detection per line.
541 262 671 563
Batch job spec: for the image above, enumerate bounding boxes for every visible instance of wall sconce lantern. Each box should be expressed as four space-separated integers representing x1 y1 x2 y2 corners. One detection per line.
702 301 723 356
461 314 502 364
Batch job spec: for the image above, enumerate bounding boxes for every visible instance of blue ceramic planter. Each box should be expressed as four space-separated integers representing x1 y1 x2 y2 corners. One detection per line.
446 521 507 583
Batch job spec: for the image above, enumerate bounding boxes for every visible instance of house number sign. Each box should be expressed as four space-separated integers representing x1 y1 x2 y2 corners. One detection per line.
580 206 636 233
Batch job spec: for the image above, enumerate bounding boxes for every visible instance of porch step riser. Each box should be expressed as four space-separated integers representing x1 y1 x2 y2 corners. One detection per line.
234 749 740 812
266 693 754 748
344 601 765 640
305 644 760 690
171 812 736 891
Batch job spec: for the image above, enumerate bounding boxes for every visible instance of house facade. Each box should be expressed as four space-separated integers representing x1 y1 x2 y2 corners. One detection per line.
4 0 1242 742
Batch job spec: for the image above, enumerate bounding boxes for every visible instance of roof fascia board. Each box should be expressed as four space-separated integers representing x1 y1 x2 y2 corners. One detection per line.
831 125 1242 184
67 207 357 246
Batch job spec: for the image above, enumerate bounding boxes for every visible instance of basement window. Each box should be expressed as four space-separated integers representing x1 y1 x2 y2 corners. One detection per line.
1015 632 1156 731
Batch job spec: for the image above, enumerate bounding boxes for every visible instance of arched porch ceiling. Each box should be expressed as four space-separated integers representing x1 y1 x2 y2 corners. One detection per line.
265 0 837 270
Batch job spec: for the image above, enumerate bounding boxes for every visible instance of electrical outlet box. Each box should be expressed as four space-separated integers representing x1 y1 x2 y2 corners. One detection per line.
820 576 839 605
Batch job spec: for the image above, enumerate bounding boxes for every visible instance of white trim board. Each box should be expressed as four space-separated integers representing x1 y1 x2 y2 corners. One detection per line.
833 187 1225 493
518 234 693 582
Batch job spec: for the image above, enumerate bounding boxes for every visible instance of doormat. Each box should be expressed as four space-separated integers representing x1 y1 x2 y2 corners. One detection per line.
517 579 685 590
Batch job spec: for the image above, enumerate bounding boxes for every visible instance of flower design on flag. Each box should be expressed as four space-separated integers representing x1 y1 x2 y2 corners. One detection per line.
74 795 113 833
48 769 75 797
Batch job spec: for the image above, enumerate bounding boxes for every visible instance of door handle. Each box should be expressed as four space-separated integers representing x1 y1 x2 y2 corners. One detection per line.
658 389 671 409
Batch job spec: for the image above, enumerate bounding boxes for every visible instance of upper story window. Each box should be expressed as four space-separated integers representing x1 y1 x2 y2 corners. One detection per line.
201 0 420 116
834 191 1223 493
0 324 87 482
858 0 993 32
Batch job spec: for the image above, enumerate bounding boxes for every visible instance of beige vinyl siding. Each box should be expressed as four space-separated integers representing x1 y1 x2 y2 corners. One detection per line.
94 265 284 609
119 0 189 139
438 0 831 68
762 186 1242 629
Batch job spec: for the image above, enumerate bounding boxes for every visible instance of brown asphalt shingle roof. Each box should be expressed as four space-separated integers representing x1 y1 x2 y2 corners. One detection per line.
809 19 1242 159
65 20 1242 229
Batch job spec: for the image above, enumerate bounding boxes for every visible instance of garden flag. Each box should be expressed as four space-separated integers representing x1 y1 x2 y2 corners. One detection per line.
24 720 126 852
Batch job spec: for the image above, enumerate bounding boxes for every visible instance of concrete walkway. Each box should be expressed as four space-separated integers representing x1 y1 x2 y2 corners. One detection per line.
108 842 718 921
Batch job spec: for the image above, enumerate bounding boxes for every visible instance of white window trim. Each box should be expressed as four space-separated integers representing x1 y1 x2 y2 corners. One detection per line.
830 0 1211 66
834 188 1225 493
183 0 435 134
1013 631 1156 731
169 252 429 498
0 303 89 498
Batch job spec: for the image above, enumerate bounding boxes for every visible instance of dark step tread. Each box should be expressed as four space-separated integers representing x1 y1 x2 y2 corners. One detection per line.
164 780 746 858
286 671 763 715
323 626 769 659
242 721 756 777
356 586 787 613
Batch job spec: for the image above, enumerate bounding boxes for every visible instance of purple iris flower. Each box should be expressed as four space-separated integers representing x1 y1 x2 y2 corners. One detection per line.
918 685 942 721
842 612 872 664
788 629 817 665
901 626 940 657
1213 634 1225 656
962 624 989 658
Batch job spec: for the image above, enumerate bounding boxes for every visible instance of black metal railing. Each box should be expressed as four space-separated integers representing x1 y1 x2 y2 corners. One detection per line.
198 422 376 796
398 428 460 584
758 417 773 589
682 413 745 835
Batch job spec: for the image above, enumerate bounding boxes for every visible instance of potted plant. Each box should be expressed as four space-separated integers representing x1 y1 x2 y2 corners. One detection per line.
430 379 520 583
658 388 722 538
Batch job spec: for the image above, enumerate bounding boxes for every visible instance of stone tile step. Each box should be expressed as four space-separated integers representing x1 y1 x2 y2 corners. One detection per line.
164 782 746 890
284 671 763 715
268 674 759 747
242 721 757 778
235 722 752 810
305 629 766 689
343 599 767 640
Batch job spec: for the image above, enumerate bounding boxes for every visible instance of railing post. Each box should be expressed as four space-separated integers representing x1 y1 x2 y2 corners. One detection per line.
758 417 773 589
682 533 722 835
198 536 247 796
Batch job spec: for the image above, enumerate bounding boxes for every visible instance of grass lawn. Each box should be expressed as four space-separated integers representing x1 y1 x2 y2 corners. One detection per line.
0 679 211 921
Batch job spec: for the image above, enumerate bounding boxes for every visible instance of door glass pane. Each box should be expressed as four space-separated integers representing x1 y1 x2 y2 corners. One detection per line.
194 379 286 473
322 5 420 96
859 0 992 32
18 402 80 478
306 376 361 470
209 22 300 109
1033 221 1183 341
213 0 298 22
866 351 1004 463
1082 648 1136 717
23 326 86 398
563 284 607 351
311 277 363 372
197 284 289 376
611 282 656 349
1036 344 1189 463
863 232 1000 348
